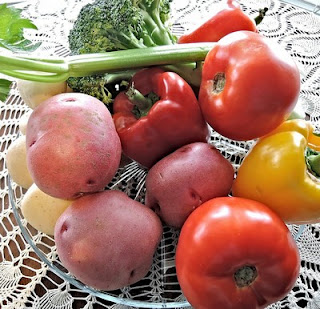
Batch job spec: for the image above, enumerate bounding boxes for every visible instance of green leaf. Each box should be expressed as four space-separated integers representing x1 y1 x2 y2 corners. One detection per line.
0 3 41 52
0 38 41 52
0 78 12 102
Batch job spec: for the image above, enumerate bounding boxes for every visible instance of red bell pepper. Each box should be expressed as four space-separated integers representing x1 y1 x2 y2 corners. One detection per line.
112 68 209 168
178 0 261 44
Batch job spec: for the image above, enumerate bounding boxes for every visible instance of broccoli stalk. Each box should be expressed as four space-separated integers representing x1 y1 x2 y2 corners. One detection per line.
137 0 176 46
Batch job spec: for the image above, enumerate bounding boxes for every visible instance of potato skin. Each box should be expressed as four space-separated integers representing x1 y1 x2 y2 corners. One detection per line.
5 135 33 189
145 142 234 228
54 190 163 291
19 110 32 135
17 79 67 109
26 93 121 199
21 184 72 236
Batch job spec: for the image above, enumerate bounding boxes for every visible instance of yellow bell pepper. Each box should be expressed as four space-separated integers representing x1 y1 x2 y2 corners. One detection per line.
232 119 320 224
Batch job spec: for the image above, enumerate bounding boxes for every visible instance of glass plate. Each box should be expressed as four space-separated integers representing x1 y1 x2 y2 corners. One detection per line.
7 133 307 308
5 0 320 308
9 163 190 308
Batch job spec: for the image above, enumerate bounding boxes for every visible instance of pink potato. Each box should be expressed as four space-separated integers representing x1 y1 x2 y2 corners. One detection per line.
26 93 121 199
54 190 163 291
145 142 235 228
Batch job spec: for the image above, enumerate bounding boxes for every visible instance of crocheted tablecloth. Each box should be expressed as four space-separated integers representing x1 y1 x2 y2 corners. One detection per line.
1 0 320 308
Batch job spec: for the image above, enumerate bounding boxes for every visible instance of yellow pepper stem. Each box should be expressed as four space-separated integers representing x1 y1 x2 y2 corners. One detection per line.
308 132 320 151
306 147 320 177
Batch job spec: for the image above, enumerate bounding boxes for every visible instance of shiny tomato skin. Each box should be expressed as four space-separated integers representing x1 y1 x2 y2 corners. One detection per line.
176 197 300 309
198 31 300 141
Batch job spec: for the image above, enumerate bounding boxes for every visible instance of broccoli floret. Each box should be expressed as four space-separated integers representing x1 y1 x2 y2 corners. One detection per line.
67 70 136 106
67 75 114 105
67 0 176 106
68 0 176 55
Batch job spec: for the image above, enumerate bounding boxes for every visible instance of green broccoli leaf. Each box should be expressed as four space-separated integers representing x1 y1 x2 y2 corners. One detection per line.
0 3 41 52
0 79 12 102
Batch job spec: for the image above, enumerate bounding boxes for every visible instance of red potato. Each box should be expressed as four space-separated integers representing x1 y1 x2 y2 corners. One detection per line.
26 93 121 199
145 142 234 228
54 190 163 291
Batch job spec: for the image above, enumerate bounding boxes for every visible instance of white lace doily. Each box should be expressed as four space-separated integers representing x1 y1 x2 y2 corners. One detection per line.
1 0 320 308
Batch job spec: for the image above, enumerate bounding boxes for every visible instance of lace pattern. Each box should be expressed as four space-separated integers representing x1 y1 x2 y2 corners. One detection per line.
1 0 320 308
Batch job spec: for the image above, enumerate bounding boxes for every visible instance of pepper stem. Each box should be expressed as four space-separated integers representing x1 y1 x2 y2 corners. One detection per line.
254 7 269 26
308 132 320 152
234 265 257 288
306 147 320 178
125 85 159 118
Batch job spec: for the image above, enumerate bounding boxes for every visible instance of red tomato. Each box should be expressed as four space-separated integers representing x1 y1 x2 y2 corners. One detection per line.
176 197 300 309
198 31 300 141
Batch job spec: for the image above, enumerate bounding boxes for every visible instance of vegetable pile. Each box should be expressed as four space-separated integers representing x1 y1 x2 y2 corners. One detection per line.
3 0 320 308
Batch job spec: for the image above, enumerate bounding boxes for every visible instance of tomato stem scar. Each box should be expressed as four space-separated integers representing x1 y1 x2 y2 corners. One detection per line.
234 265 258 288
212 72 225 94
